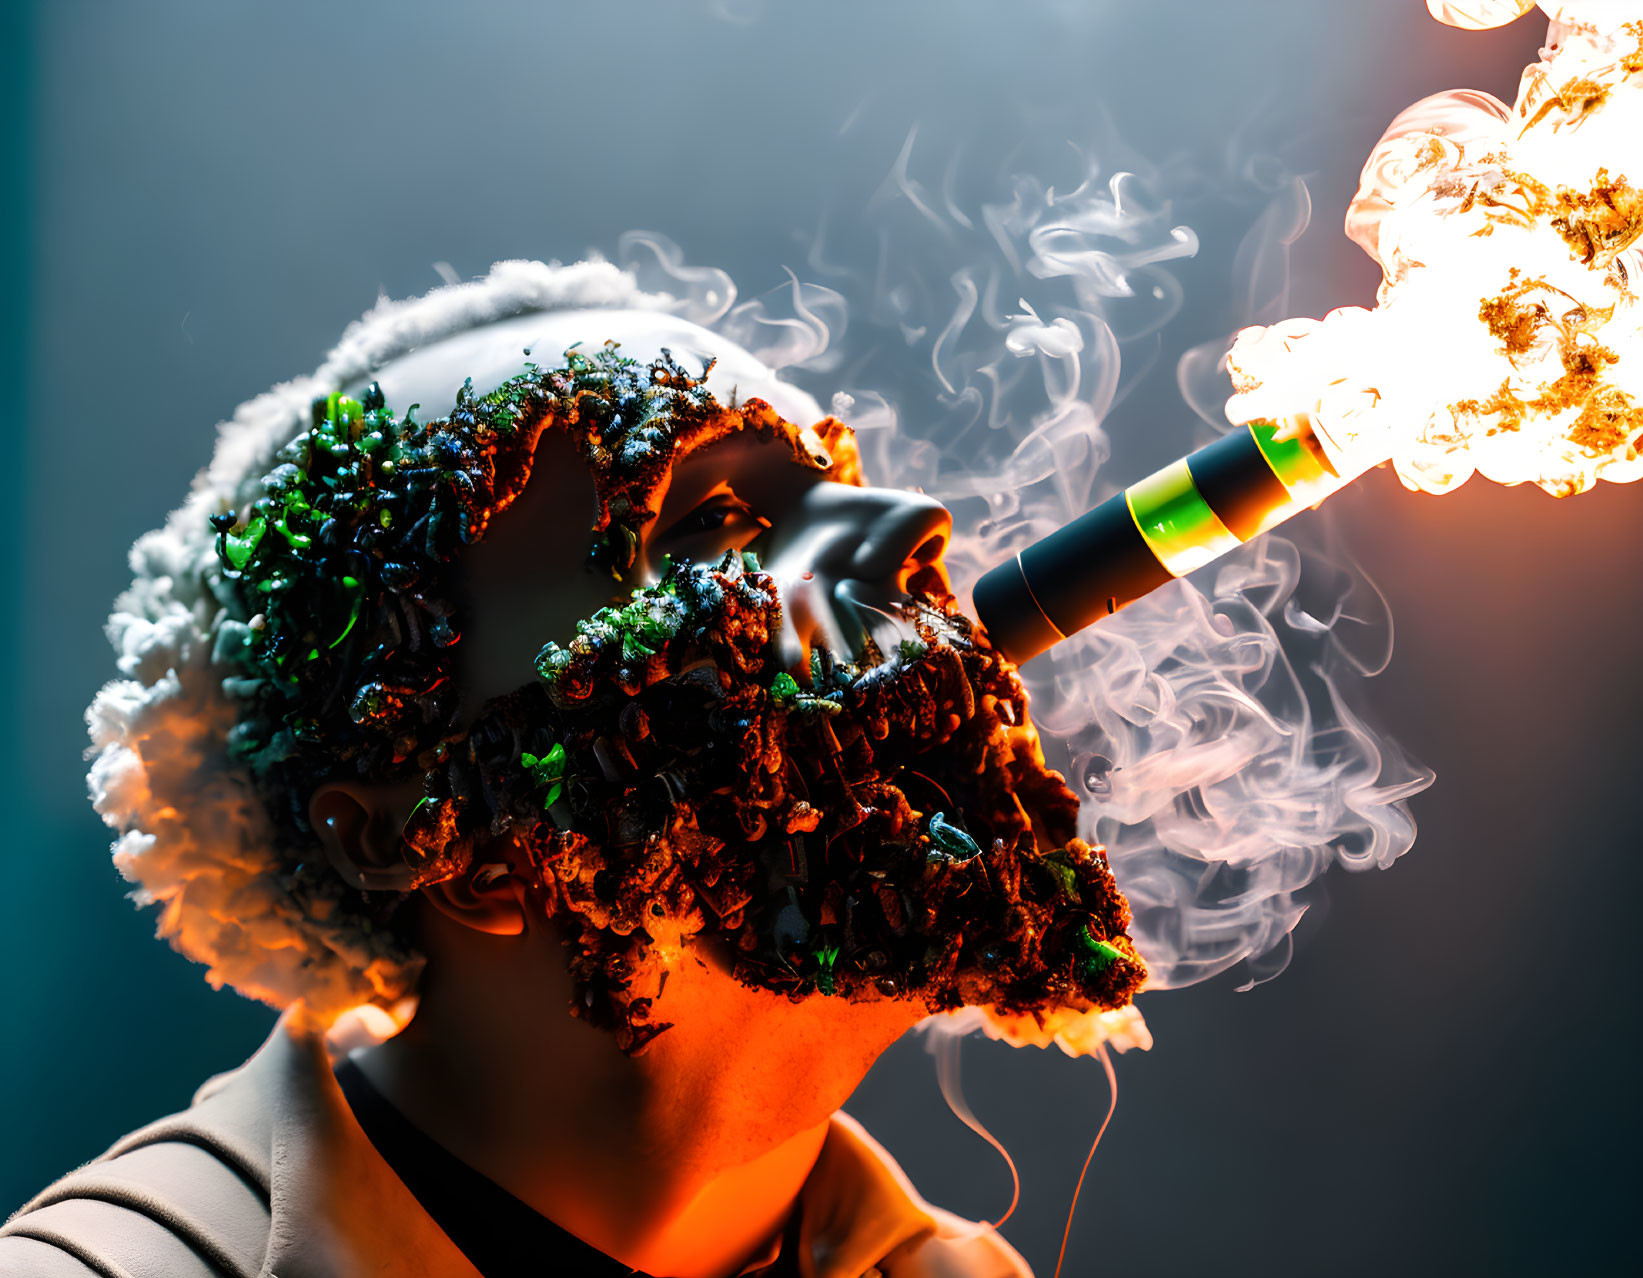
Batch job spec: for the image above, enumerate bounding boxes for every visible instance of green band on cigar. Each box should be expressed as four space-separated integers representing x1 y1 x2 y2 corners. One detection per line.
1125 457 1242 575
1248 418 1333 496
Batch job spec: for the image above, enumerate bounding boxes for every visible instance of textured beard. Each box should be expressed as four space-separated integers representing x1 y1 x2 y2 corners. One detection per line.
403 553 1145 1053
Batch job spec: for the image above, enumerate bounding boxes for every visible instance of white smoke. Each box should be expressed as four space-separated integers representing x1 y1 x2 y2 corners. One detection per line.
631 123 1432 998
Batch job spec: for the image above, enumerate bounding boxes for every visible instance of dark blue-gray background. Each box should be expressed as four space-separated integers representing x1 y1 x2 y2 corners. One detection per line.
6 2 1639 1274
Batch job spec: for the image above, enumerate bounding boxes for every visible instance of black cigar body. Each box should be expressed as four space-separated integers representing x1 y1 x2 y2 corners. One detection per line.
972 418 1347 664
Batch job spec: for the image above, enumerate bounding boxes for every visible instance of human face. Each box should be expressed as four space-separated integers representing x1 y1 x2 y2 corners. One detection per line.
366 312 1144 1053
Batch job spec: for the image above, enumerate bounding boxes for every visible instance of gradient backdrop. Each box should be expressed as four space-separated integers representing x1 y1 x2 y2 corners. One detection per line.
6 2 1639 1275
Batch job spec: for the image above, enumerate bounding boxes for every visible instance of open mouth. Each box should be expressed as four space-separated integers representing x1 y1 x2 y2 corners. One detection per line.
408 550 1146 1053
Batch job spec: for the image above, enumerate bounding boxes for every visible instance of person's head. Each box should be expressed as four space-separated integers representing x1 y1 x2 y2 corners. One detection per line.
89 262 1146 1067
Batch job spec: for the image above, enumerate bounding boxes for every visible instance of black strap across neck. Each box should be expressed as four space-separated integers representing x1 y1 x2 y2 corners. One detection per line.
335 1056 643 1277
333 1057 801 1278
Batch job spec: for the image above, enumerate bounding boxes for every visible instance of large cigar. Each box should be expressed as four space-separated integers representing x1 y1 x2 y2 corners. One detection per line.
972 417 1364 664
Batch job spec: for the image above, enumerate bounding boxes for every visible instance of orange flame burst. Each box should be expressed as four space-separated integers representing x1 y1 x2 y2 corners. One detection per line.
1226 1 1643 497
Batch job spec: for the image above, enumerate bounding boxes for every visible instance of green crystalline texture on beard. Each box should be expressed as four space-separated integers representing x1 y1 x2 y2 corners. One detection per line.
1075 925 1121 978
532 552 765 692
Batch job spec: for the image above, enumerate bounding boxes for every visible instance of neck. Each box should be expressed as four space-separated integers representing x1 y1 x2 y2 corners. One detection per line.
355 904 921 1278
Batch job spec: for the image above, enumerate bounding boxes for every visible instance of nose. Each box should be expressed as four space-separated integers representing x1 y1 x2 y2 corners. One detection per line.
759 482 954 676
847 492 952 596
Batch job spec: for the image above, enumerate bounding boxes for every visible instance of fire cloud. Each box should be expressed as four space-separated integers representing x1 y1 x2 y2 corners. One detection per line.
1228 1 1643 498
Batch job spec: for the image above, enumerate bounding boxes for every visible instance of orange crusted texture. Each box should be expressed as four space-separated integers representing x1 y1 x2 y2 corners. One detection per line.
1454 270 1643 481
409 554 1145 1055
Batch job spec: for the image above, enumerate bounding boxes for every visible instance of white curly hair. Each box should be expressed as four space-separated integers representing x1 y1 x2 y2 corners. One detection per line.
86 259 674 1029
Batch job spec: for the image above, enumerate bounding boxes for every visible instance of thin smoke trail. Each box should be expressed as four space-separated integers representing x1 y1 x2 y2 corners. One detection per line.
1054 1042 1117 1278
929 1033 1022 1232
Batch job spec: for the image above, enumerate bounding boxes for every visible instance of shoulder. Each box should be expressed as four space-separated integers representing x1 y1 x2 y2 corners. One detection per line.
1 1041 279 1278
890 1206 1034 1278
809 1113 1033 1278
0 1139 271 1278
1 1016 478 1278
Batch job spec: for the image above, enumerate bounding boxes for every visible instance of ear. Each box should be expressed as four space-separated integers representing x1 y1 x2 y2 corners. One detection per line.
421 860 529 937
310 781 528 935
309 780 423 893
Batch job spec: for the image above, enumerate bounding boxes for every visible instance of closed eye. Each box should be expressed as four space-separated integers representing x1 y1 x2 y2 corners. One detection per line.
669 498 749 536
654 490 771 557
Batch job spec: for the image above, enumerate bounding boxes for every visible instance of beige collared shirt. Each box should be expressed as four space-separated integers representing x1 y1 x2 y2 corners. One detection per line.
2 1017 1031 1278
